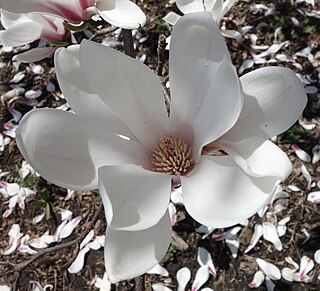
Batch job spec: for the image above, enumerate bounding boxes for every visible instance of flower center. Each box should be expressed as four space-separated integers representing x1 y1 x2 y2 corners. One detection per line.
151 136 193 176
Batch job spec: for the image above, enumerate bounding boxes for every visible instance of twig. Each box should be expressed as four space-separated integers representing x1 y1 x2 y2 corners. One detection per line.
0 203 103 290
89 26 118 41
122 29 135 58
135 275 145 291
156 34 166 77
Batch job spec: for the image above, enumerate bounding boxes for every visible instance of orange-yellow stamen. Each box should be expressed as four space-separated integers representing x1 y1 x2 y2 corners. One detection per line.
151 136 193 176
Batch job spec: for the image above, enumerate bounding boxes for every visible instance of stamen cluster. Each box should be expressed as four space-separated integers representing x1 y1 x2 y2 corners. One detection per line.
151 136 193 176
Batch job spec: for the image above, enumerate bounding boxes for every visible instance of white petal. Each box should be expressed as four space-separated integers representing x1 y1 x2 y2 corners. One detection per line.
182 156 279 228
281 267 297 282
147 264 169 277
79 39 169 150
265 277 275 291
197 247 217 277
222 67 307 142
262 222 283 251
152 283 172 291
226 239 239 258
191 61 242 156
277 217 290 237
219 138 292 181
285 256 299 270
80 230 94 249
291 144 311 162
105 213 171 283
256 258 281 280
68 246 90 273
314 249 320 264
191 266 210 291
221 29 241 40
238 59 254 75
54 45 136 139
177 267 191 291
16 108 147 190
176 0 205 14
163 11 181 25
0 21 42 47
248 271 265 288
169 12 232 144
301 164 312 190
59 216 82 239
97 0 146 29
99 165 171 231
13 47 58 63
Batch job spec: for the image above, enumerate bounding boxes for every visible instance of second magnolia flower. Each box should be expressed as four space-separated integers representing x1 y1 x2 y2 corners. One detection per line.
16 12 307 282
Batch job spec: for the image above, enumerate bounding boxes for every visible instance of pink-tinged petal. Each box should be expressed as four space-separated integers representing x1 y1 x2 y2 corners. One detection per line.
301 164 312 190
59 216 82 239
0 181 20 197
169 12 232 144
168 202 177 226
0 0 93 23
9 108 22 122
222 67 307 142
53 220 68 242
0 21 42 47
182 156 279 228
97 0 146 29
197 247 217 277
16 108 147 190
54 46 136 140
9 71 25 83
191 266 210 291
104 212 171 283
177 267 191 291
219 138 292 181
176 0 205 14
99 165 171 231
299 256 314 281
262 222 282 251
13 47 58 63
68 246 90 273
25 89 42 99
256 258 281 280
291 144 311 163
2 208 13 218
79 40 169 150
248 271 265 288
163 11 181 26
2 224 23 255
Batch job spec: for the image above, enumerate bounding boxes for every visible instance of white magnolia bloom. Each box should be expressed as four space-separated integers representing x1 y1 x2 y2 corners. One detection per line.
0 0 146 29
281 256 314 283
164 0 241 39
0 10 67 62
16 12 306 282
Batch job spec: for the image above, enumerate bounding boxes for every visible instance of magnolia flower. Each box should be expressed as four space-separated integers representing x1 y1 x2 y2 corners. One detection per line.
0 0 146 29
164 0 241 39
0 10 68 62
16 12 306 282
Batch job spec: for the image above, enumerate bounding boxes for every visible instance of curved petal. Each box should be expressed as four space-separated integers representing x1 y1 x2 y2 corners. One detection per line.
105 212 172 283
0 21 42 47
16 108 148 191
54 46 136 139
98 165 171 231
163 11 181 26
176 0 205 14
182 156 279 228
13 47 58 63
169 12 232 142
0 0 94 23
219 138 292 181
192 61 242 157
97 0 146 29
221 67 307 142
79 39 169 150
0 10 31 29
221 29 241 40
